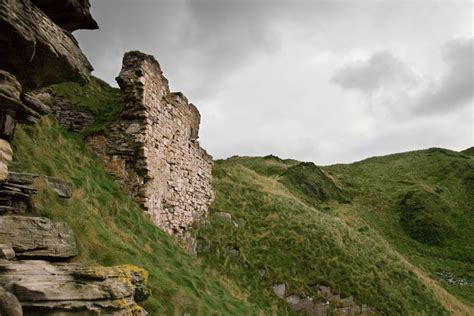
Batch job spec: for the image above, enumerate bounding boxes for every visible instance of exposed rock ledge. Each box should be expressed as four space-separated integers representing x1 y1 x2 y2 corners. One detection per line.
0 0 93 89
31 0 98 32
0 260 149 315
0 216 77 259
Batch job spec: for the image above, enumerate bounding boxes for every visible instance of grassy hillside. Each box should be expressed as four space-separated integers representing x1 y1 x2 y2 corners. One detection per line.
12 117 273 315
324 148 474 306
18 78 473 315
198 153 474 315
49 76 124 136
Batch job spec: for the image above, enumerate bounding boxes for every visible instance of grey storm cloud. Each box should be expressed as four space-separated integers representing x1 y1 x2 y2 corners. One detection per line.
331 51 418 94
75 0 473 165
76 0 278 97
414 37 474 115
332 37 474 117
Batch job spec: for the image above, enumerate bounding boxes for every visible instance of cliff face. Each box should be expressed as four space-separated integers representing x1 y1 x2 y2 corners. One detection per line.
0 1 149 315
88 52 214 245
0 0 93 181
0 0 93 89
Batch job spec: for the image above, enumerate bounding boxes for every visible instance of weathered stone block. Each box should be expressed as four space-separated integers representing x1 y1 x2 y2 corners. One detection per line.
0 113 16 141
31 0 98 32
0 286 22 316
20 92 51 116
0 243 15 260
272 283 286 298
0 216 77 259
0 260 148 315
0 139 12 182
45 176 74 198
7 172 37 185
0 0 92 89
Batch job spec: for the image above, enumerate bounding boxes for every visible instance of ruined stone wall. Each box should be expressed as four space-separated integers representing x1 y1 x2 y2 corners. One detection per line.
88 51 214 239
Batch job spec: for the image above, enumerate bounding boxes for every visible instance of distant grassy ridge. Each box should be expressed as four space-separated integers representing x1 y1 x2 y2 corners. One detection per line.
461 147 474 156
324 148 474 306
12 117 268 315
199 156 450 315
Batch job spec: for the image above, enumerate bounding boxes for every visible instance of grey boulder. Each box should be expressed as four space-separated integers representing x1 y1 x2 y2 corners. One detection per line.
0 259 149 315
0 216 77 259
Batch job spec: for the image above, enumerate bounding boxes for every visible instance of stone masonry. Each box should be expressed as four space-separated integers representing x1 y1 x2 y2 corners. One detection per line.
88 51 214 241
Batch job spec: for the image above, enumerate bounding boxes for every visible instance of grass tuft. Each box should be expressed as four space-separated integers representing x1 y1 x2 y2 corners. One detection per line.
49 77 124 137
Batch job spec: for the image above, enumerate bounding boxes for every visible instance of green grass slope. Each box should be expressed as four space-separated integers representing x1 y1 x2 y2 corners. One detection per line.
23 78 473 315
49 77 124 136
198 156 458 315
12 118 270 315
324 148 474 307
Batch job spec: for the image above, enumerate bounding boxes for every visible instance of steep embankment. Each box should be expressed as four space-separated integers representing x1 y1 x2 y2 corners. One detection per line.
198 153 474 315
11 117 269 315
324 148 474 308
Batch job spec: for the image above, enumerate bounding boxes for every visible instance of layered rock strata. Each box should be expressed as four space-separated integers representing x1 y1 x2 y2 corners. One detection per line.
0 260 149 315
31 0 98 32
0 215 77 259
0 172 149 314
0 0 93 90
88 51 214 242
272 283 376 315
0 171 37 214
0 1 149 314
38 87 95 133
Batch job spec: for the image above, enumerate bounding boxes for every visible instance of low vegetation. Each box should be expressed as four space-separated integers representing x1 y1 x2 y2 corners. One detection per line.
199 157 452 315
399 188 454 246
325 148 474 307
12 118 268 315
14 77 473 315
49 77 124 137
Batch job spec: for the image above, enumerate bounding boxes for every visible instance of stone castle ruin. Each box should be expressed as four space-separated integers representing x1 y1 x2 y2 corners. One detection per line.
88 52 214 242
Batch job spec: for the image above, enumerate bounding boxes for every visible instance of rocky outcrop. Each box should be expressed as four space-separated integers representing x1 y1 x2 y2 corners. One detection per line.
37 88 95 133
0 216 77 259
0 139 12 182
0 0 91 181
0 70 51 127
0 260 149 315
272 283 376 316
0 171 37 214
0 286 22 316
87 51 214 243
0 170 150 314
31 0 98 32
0 2 150 314
0 0 93 90
45 176 74 198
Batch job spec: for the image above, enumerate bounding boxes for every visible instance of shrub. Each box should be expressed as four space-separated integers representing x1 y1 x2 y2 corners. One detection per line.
399 189 454 245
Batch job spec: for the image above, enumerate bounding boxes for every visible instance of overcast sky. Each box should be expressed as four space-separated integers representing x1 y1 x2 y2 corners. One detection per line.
75 0 473 165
